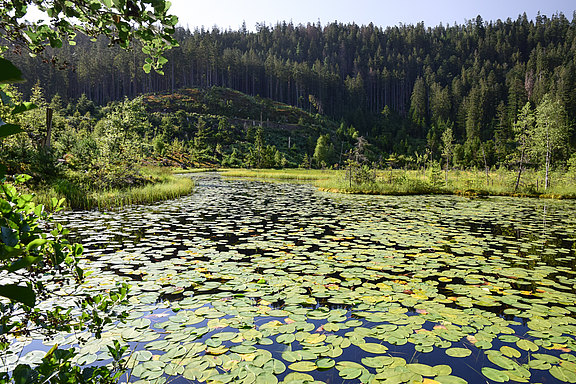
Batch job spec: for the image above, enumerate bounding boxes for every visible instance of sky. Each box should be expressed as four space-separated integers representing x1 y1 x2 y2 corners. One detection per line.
169 0 576 31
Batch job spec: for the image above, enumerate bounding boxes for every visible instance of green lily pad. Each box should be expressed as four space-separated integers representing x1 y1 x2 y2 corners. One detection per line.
357 342 388 354
288 361 317 372
550 366 576 383
481 367 509 382
316 358 335 369
445 348 472 358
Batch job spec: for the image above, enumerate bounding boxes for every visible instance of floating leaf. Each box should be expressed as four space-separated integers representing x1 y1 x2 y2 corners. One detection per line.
357 342 388 354
445 348 472 358
316 358 335 369
288 361 317 372
500 346 521 358
550 366 576 383
516 339 538 352
481 367 509 382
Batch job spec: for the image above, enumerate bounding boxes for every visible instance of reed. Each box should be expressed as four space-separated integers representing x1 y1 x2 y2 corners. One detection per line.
34 172 194 210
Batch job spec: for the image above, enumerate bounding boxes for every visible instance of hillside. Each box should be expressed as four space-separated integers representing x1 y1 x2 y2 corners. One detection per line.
140 87 341 167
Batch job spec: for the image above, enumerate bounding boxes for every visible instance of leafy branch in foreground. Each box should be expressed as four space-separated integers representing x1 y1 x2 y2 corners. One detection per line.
0 0 178 73
1 51 130 384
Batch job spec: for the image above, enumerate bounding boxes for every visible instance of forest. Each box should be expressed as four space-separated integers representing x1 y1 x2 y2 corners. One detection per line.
2 12 576 204
4 12 576 167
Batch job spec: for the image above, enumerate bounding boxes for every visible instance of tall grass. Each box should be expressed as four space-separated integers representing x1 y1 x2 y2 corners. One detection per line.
220 167 576 199
34 167 194 210
219 168 336 181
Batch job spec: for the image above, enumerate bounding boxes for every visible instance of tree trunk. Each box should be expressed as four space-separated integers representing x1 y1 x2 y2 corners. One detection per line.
445 156 449 187
545 148 550 190
514 147 525 192
44 108 53 149
545 128 550 190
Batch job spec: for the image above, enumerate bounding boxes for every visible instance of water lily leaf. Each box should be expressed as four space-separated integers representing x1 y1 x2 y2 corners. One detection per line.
500 346 521 358
338 367 362 379
316 358 335 369
304 333 326 344
283 372 313 383
282 351 301 362
445 348 472 358
532 353 559 364
481 367 509 382
434 375 468 384
263 359 286 375
254 372 278 384
362 356 394 369
357 342 388 354
407 363 435 376
516 339 538 352
288 361 317 372
230 345 257 354
528 359 551 370
487 354 516 370
550 366 576 383
277 334 296 344
432 365 452 376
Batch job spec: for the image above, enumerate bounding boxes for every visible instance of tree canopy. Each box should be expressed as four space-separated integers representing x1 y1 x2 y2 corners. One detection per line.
0 0 178 73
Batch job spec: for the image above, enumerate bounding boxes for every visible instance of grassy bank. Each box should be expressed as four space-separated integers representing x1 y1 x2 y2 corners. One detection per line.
34 167 194 210
220 168 576 199
219 168 337 181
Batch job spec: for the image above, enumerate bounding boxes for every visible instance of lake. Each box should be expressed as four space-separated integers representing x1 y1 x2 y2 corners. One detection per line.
23 173 576 383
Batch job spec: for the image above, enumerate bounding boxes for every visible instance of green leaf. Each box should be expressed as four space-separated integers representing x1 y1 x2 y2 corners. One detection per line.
516 339 538 352
316 358 335 369
481 367 509 382
434 375 468 384
550 366 576 383
338 367 362 379
487 354 516 370
500 345 521 358
12 364 35 384
0 284 36 307
12 102 37 115
26 238 48 251
288 361 317 372
6 256 42 272
0 58 24 84
445 347 472 358
1 226 18 247
0 124 23 138
357 342 388 354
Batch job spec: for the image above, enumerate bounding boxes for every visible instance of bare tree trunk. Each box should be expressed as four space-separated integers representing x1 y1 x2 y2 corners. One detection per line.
514 147 525 192
44 108 53 149
545 128 550 190
545 148 550 190
445 156 449 187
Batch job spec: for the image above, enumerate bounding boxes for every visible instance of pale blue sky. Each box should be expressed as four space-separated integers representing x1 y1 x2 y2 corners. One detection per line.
170 0 575 31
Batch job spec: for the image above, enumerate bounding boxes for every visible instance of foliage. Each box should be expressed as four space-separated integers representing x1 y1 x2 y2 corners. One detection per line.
5 13 576 172
532 94 570 189
0 1 180 379
313 134 335 168
0 172 130 383
0 0 178 73
345 136 376 186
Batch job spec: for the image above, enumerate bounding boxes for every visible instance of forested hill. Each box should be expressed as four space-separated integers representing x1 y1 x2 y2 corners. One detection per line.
6 12 576 162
